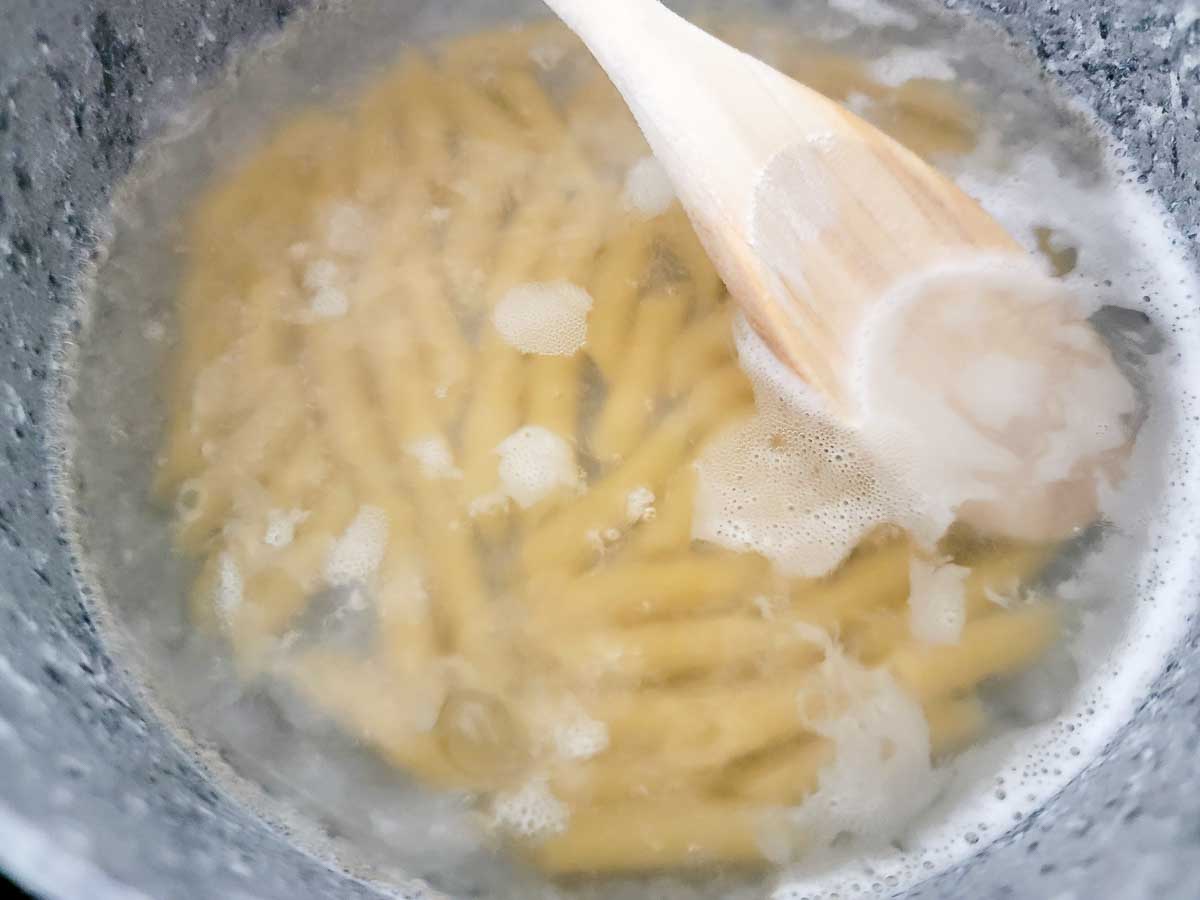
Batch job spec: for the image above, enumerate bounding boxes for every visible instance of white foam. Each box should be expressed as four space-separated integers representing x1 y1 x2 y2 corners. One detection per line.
323 506 389 586
322 202 370 256
303 259 349 319
693 317 915 578
869 47 957 86
492 282 592 356
491 776 569 840
622 154 676 217
827 0 918 30
405 436 462 481
214 552 243 628
495 426 581 509
625 486 656 523
783 632 938 852
908 557 968 645
854 258 1139 543
545 702 611 761
264 508 308 548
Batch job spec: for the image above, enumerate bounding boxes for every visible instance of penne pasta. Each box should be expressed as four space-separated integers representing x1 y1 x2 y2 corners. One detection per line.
589 287 690 462
539 611 823 687
538 551 769 627
888 605 1061 702
162 29 1079 881
666 305 736 397
522 366 753 574
585 215 660 377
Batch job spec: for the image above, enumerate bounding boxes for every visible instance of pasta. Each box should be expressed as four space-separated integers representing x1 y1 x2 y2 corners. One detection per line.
161 22 1079 881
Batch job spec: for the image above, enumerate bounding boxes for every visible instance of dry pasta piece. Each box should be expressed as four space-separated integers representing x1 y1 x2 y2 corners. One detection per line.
888 604 1061 701
590 287 690 462
524 798 780 874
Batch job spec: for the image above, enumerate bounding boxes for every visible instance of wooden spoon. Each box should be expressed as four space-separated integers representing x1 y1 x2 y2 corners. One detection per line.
542 0 1025 415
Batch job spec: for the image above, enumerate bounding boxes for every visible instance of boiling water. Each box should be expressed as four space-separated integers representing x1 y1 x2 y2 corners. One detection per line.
55 1 1200 898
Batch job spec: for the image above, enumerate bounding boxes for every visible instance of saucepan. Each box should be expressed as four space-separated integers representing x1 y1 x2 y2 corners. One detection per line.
0 0 1198 897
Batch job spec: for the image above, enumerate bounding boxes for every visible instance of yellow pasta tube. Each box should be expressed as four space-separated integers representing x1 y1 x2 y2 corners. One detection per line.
843 609 908 664
522 366 753 574
847 543 1055 661
791 537 914 631
236 483 360 630
926 692 989 755
352 59 450 206
666 305 736 397
460 330 525 529
550 759 697 806
590 287 690 462
542 551 769 627
585 215 659 377
156 269 294 497
624 466 697 558
718 694 986 803
349 313 505 678
525 798 778 874
354 214 471 425
888 604 1060 702
540 611 823 687
589 675 810 770
174 389 304 555
279 651 486 791
960 543 1056 618
716 736 833 805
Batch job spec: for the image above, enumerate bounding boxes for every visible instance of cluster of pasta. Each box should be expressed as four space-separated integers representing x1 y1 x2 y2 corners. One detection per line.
159 22 1064 876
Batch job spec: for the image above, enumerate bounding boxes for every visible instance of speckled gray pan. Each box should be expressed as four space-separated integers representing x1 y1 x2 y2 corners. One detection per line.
0 1 1197 898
